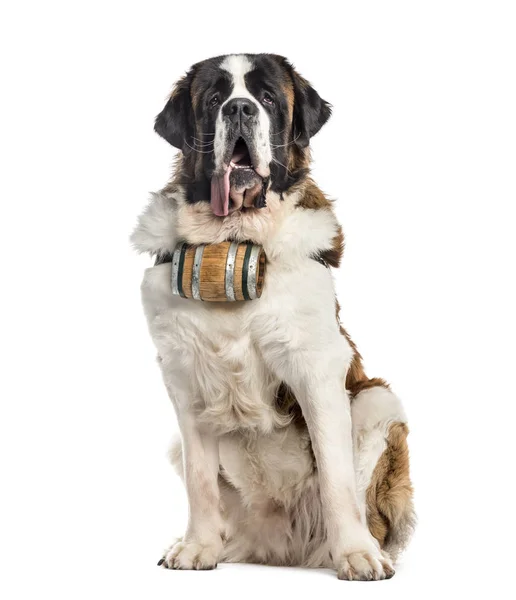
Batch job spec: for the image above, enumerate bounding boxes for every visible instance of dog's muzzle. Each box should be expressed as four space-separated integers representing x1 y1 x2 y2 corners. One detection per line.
211 98 268 217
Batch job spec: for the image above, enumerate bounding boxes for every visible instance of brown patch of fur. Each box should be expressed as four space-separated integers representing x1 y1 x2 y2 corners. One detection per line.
296 180 344 267
282 75 295 122
273 65 308 178
297 179 332 209
283 78 310 178
366 422 415 559
333 300 390 397
322 227 344 268
350 376 390 396
286 144 311 180
189 75 203 112
341 326 371 396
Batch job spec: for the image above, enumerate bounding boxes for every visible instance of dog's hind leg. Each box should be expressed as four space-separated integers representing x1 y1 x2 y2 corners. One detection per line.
351 384 416 562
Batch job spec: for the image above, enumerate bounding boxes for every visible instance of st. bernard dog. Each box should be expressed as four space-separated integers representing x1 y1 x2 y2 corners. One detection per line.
132 53 415 580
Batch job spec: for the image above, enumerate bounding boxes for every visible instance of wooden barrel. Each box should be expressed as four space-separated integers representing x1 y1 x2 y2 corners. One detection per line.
171 241 266 302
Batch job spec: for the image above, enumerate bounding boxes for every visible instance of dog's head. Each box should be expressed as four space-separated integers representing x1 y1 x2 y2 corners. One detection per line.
155 54 331 216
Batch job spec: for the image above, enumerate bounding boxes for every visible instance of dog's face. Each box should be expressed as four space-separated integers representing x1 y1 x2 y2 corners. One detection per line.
155 54 331 216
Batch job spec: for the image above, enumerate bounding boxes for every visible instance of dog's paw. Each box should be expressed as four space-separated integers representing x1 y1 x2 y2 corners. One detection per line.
158 537 222 570
337 548 395 581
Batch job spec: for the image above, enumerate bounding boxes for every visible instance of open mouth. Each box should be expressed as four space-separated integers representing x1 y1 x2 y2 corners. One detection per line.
230 137 253 169
211 136 263 217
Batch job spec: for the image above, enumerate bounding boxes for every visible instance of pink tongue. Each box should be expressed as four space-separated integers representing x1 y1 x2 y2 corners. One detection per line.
211 164 234 217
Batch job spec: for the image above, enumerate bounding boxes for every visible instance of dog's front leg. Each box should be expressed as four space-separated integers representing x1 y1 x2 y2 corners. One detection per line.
161 405 223 570
256 280 395 580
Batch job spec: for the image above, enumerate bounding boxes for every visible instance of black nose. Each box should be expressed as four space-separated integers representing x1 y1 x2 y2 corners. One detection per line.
222 97 258 124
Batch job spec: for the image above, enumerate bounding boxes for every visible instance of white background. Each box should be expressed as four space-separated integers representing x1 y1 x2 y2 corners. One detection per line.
1 1 515 598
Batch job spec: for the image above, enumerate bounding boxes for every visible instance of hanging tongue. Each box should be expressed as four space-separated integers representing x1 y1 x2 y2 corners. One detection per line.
210 141 249 217
210 164 233 217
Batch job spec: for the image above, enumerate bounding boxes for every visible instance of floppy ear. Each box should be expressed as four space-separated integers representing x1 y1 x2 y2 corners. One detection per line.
154 74 194 151
291 71 332 149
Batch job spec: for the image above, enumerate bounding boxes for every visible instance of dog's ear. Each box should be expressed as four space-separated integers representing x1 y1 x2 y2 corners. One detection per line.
154 73 194 151
291 69 332 149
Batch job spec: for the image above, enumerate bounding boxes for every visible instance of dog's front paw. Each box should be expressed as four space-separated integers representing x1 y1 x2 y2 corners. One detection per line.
158 537 222 570
337 547 395 581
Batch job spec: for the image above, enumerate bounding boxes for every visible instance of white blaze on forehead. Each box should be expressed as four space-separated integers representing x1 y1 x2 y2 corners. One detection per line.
213 54 272 175
220 54 254 101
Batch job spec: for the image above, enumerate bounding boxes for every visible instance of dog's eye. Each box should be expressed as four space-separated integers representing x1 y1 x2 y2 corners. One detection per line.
262 92 274 106
209 95 220 109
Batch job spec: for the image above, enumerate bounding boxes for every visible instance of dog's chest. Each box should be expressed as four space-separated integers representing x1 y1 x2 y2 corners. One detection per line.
142 263 287 434
184 317 284 433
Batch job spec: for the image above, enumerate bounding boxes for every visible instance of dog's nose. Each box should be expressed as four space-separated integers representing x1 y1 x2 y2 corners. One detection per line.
222 97 258 124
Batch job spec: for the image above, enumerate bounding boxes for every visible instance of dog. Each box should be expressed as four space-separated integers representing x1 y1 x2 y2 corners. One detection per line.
132 53 415 580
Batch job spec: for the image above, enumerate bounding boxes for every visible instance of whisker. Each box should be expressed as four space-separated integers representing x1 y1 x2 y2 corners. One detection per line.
272 157 291 174
269 128 289 137
183 139 214 154
192 137 214 146
270 133 301 149
195 132 216 137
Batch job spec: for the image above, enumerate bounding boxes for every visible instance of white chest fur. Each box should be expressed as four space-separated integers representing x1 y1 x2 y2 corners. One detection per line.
142 262 292 433
134 188 349 435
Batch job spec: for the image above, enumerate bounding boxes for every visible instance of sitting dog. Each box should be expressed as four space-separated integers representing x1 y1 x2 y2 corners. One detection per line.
132 53 415 580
